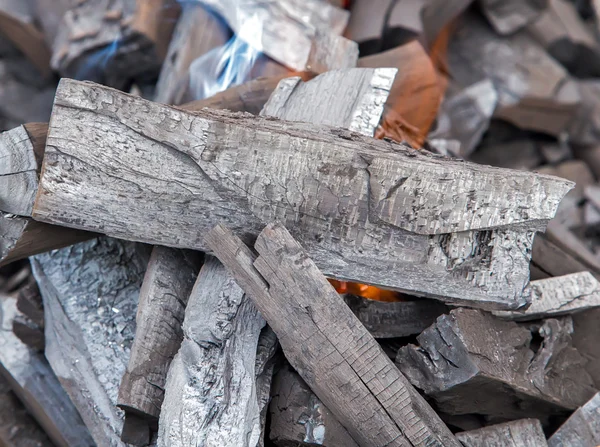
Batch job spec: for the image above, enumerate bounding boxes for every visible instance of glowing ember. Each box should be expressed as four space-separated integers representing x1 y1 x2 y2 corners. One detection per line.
328 279 403 302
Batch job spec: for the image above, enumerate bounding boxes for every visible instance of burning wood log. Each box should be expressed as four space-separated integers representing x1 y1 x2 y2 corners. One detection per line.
396 309 597 422
33 79 573 310
158 256 269 447
206 223 461 447
117 246 201 443
548 392 600 447
456 419 548 447
480 0 548 35
0 295 94 447
493 272 600 321
31 237 150 447
343 294 448 338
269 363 359 447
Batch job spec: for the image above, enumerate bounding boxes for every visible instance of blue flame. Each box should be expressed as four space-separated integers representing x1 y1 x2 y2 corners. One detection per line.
188 14 263 100
74 38 121 81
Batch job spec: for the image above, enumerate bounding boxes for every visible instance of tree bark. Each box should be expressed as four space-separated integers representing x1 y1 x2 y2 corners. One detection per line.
456 419 548 447
34 79 573 309
548 392 600 447
206 222 461 447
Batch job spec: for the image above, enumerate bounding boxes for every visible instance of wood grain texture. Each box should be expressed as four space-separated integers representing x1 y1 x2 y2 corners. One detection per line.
397 309 597 421
118 246 201 424
261 68 396 137
456 419 548 447
0 296 94 447
206 223 461 447
494 272 600 321
34 79 573 309
31 237 150 447
548 392 600 447
158 256 267 447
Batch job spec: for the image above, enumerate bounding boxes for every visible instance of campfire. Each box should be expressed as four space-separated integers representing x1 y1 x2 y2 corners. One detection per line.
2 0 600 446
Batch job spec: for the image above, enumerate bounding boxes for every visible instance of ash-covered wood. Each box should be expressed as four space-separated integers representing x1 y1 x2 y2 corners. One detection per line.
34 79 573 310
206 223 460 447
548 392 600 447
158 256 268 447
31 237 150 447
269 364 359 447
0 296 94 447
396 309 596 421
456 419 548 447
118 246 201 431
343 294 448 338
494 272 600 321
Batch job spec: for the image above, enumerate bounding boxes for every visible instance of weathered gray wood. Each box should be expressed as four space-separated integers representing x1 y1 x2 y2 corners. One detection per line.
0 295 94 447
494 272 600 321
261 68 396 137
548 392 600 447
269 364 359 447
480 0 548 35
397 309 597 421
343 294 448 338
31 237 150 447
158 256 267 447
34 79 573 310
305 31 359 74
456 419 548 447
118 246 200 428
206 223 461 447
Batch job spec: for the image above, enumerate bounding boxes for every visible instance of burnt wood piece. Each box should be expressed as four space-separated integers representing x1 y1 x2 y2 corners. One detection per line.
480 0 548 35
269 363 359 447
0 296 94 447
343 294 448 338
546 221 600 275
31 237 150 447
469 139 543 171
346 0 394 54
34 79 573 310
531 233 598 279
15 276 43 327
118 246 200 432
206 223 461 447
449 12 579 137
261 68 396 137
255 326 279 447
0 373 53 447
570 81 600 146
12 313 44 351
548 392 600 446
572 308 600 389
397 309 597 421
121 413 151 447
154 2 230 105
158 256 268 447
419 0 475 46
456 419 548 447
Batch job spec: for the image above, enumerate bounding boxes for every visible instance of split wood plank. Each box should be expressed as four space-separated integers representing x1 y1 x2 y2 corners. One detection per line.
34 79 573 310
397 309 597 421
158 256 268 447
456 419 548 447
0 295 94 447
494 272 600 321
117 246 201 430
548 392 600 447
31 237 150 447
206 222 461 447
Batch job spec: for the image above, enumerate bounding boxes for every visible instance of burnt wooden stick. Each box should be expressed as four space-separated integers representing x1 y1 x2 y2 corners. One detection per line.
548 392 600 447
154 2 230 105
480 0 548 35
343 294 448 338
0 373 53 447
269 363 359 447
33 79 573 310
206 223 461 447
158 256 269 447
117 246 201 432
456 419 548 447
494 272 600 321
397 309 597 422
0 296 94 447
31 237 150 447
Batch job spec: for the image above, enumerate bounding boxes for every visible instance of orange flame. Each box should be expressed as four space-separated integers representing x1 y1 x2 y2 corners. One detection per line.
328 279 403 302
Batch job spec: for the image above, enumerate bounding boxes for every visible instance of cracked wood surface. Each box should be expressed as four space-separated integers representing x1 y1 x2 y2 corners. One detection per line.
548 392 600 447
31 237 150 447
158 256 268 447
396 309 597 422
35 79 573 309
206 223 461 447
494 272 600 321
456 419 548 447
117 246 201 426
0 295 94 447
